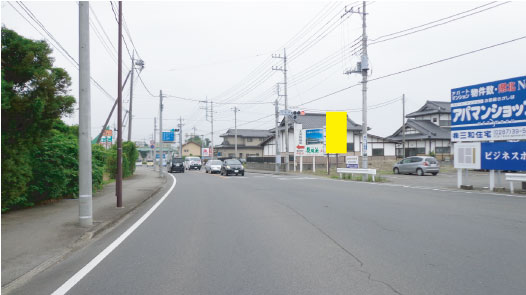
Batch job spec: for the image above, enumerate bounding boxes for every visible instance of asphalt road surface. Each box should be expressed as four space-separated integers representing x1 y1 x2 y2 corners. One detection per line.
12 170 526 295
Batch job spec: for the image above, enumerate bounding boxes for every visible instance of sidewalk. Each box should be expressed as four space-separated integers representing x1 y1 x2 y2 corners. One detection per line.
1 167 167 291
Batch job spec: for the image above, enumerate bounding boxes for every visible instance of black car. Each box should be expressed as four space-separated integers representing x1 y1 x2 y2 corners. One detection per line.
220 159 244 176
170 157 185 173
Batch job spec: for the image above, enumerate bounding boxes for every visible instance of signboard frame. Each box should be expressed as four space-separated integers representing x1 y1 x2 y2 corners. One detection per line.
451 76 526 142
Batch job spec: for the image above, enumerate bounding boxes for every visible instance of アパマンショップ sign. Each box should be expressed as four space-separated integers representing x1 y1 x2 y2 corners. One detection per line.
451 76 526 142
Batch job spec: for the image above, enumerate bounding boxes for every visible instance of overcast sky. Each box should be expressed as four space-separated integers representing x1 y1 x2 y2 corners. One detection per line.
2 1 526 145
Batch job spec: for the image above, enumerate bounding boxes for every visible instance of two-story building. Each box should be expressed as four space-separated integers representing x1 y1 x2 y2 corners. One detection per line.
182 141 202 157
214 129 272 159
387 100 452 160
261 113 396 157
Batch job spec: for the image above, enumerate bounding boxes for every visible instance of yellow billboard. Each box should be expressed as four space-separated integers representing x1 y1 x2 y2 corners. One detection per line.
326 112 347 153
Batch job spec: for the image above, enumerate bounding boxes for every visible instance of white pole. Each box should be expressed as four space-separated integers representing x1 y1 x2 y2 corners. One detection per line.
300 155 303 173
489 170 495 191
159 90 163 177
313 156 316 173
457 168 463 189
78 1 92 227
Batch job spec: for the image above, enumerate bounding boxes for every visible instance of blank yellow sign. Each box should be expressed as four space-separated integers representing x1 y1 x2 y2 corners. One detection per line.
326 112 347 153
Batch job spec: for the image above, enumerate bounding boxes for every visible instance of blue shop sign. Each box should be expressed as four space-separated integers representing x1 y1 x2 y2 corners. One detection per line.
481 141 526 171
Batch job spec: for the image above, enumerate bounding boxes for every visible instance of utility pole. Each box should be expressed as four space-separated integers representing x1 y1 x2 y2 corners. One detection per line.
211 100 214 159
178 117 184 157
272 49 289 171
127 52 134 141
154 117 157 166
343 1 369 178
95 70 131 144
159 90 163 177
274 99 281 173
78 1 92 226
116 1 123 208
200 98 214 159
232 106 240 158
402 94 406 158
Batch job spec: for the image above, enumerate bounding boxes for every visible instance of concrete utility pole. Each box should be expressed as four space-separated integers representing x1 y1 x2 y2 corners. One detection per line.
116 1 123 208
153 117 157 165
127 52 134 141
211 100 214 159
343 1 369 178
200 98 215 159
402 94 406 158
78 1 92 226
95 70 131 145
274 99 281 173
232 106 240 158
272 49 289 171
159 90 164 177
178 117 184 157
360 1 368 171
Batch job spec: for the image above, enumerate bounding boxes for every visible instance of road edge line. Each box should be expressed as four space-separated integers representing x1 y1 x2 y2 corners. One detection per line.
51 173 177 295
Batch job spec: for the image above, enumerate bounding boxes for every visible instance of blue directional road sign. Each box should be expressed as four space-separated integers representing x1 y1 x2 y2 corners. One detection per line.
162 131 175 142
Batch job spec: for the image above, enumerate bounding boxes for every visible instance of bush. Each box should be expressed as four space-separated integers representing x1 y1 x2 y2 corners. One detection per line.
27 126 79 203
1 145 33 211
92 144 107 190
106 141 138 179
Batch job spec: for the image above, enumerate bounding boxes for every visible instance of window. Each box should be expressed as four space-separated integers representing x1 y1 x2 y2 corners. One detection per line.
432 118 438 123
247 138 253 142
347 142 354 152
411 157 423 162
372 148 384 156
436 147 450 154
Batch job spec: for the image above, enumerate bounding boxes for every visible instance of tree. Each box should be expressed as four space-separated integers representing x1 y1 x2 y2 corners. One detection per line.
1 27 75 210
187 135 202 146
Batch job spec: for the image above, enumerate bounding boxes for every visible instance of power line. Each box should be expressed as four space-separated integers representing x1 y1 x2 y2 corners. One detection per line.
369 2 510 46
301 96 402 112
10 2 116 102
297 35 526 107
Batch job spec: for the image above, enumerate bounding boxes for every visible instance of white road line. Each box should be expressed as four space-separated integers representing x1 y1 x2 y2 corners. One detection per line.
322 177 526 199
51 173 177 295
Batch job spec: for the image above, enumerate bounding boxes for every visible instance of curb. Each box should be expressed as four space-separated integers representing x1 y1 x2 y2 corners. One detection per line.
1 173 169 294
246 169 288 175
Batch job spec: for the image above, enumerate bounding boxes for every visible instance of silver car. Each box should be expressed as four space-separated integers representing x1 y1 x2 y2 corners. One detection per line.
205 160 222 174
393 156 440 176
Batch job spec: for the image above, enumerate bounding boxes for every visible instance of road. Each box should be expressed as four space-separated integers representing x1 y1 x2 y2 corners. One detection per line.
11 169 526 295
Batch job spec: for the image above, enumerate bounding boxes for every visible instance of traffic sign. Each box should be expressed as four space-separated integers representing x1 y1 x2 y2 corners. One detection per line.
162 132 175 142
150 144 155 149
279 109 292 116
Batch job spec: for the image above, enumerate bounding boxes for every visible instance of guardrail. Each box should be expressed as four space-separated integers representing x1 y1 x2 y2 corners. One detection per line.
336 168 377 181
505 173 526 193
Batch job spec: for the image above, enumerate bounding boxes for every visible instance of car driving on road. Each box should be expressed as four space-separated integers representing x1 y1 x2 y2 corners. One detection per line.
220 159 244 176
170 157 185 173
205 160 222 174
184 156 202 170
393 156 440 176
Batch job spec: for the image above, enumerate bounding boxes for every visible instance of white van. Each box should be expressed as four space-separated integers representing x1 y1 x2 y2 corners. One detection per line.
184 157 202 170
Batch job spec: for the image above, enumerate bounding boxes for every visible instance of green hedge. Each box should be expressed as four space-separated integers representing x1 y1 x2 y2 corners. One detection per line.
105 141 138 179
